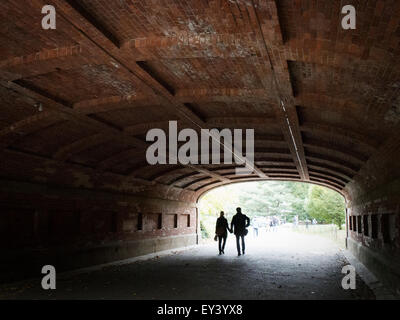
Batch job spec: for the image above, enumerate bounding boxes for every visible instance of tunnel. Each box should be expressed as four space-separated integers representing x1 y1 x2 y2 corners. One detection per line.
0 0 400 297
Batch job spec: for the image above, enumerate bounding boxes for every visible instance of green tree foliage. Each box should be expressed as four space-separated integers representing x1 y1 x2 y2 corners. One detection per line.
284 182 310 221
237 182 293 218
306 185 346 229
200 220 209 239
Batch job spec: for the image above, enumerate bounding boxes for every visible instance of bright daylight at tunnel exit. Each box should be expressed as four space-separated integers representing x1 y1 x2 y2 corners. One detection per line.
0 0 399 312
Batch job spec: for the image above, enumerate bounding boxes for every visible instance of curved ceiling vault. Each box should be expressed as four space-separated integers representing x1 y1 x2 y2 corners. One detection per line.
1 0 400 203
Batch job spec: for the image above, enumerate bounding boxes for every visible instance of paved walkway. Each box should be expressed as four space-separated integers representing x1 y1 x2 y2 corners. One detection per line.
0 228 375 299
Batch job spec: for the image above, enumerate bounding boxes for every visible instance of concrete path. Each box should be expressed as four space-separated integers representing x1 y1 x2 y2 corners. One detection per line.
0 228 375 300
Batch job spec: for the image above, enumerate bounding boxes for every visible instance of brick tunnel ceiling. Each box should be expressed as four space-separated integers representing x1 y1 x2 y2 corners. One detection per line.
1 0 400 200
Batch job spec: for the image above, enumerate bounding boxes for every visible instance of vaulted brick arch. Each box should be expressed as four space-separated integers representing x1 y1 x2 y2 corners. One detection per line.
0 0 399 292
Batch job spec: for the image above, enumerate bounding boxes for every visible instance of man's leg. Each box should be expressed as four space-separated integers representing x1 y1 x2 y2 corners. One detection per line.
241 236 245 254
236 235 241 256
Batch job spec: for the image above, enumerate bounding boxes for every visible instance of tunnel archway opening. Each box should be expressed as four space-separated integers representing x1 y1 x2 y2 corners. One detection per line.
197 180 347 252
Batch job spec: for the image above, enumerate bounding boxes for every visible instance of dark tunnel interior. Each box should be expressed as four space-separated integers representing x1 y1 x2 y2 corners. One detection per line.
0 0 399 297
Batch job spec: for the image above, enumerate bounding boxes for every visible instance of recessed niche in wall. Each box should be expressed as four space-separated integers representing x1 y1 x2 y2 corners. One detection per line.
165 214 178 229
381 214 394 244
363 215 369 236
157 214 162 229
371 215 378 239
137 213 143 231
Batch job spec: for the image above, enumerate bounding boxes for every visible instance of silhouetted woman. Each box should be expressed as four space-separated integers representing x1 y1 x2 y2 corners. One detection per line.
215 211 230 255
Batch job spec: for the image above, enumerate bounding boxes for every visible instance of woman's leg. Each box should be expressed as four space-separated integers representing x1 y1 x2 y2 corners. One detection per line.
241 235 245 254
222 236 227 253
218 236 222 254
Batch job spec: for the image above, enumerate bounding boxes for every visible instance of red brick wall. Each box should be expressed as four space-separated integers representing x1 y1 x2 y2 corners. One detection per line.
345 137 400 293
0 150 198 283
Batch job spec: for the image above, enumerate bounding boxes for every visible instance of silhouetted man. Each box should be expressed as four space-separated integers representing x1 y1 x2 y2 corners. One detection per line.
230 207 250 256
215 211 230 255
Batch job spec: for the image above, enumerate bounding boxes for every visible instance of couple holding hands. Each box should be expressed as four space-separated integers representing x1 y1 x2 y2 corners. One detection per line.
215 208 250 256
